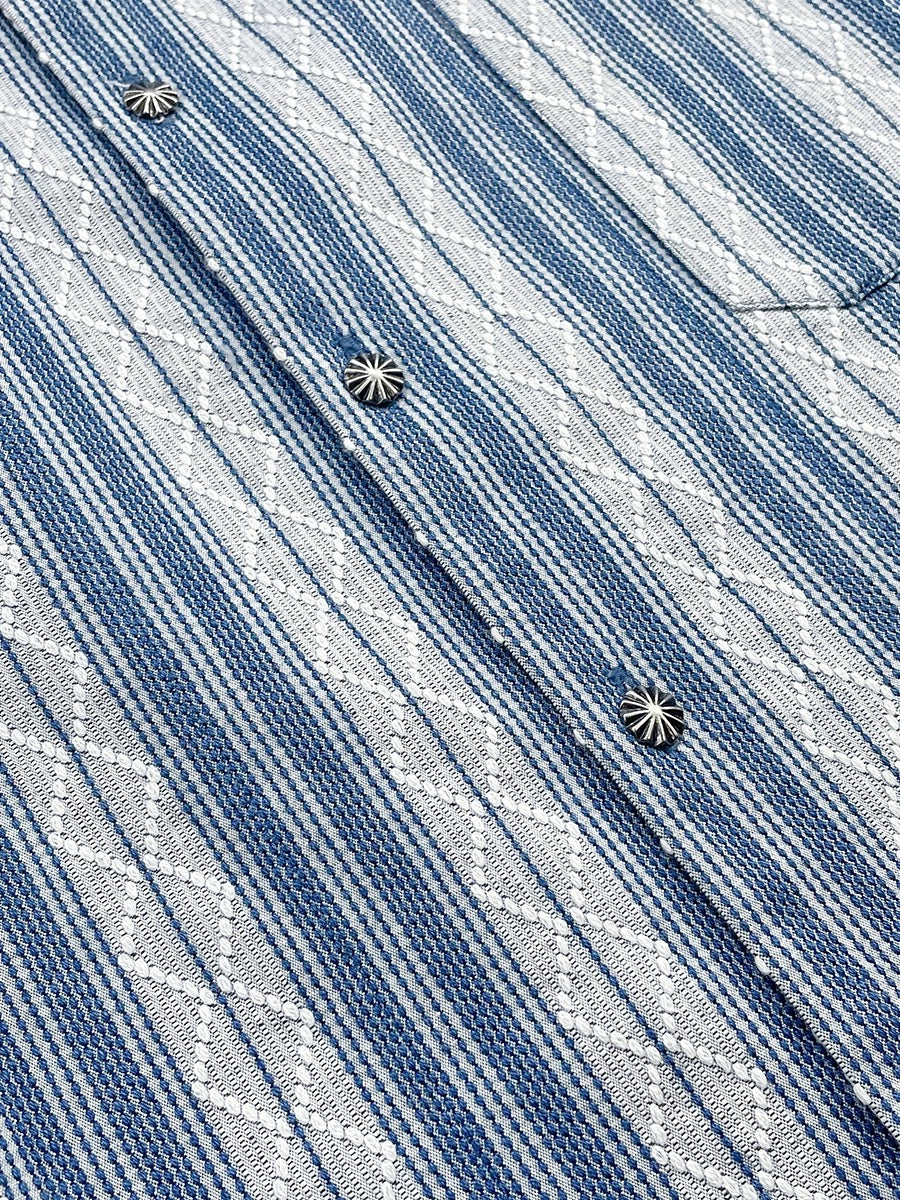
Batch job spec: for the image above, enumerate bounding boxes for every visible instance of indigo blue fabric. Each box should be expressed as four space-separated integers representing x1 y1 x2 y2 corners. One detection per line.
0 1 898 1198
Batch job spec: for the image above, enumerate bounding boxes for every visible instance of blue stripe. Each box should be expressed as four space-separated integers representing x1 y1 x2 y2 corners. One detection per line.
313 0 900 620
854 279 900 391
5 4 893 857
809 0 900 59
0 997 104 1199
0 113 779 1195
536 0 899 293
3 56 897 1190
9 0 900 1125
0 629 335 1200
727 0 900 151
103 0 900 660
0 762 229 1200
0 242 674 1200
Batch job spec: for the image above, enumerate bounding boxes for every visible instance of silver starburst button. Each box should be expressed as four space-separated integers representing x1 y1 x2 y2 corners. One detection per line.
619 685 685 748
123 81 180 120
343 352 404 407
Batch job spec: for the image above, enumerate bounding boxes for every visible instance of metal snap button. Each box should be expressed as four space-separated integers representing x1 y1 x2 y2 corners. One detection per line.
619 685 684 748
343 352 404 407
123 82 180 120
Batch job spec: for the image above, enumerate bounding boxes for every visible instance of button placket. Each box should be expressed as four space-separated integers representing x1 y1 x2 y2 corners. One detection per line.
343 352 404 408
620 686 685 748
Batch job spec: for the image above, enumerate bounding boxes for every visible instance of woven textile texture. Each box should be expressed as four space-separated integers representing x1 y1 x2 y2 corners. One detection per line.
0 1 897 1198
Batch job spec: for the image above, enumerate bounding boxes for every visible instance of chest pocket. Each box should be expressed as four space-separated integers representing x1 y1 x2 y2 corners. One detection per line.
444 0 900 311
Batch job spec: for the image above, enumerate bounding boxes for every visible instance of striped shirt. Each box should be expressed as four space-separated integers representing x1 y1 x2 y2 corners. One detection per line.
0 1 897 1197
